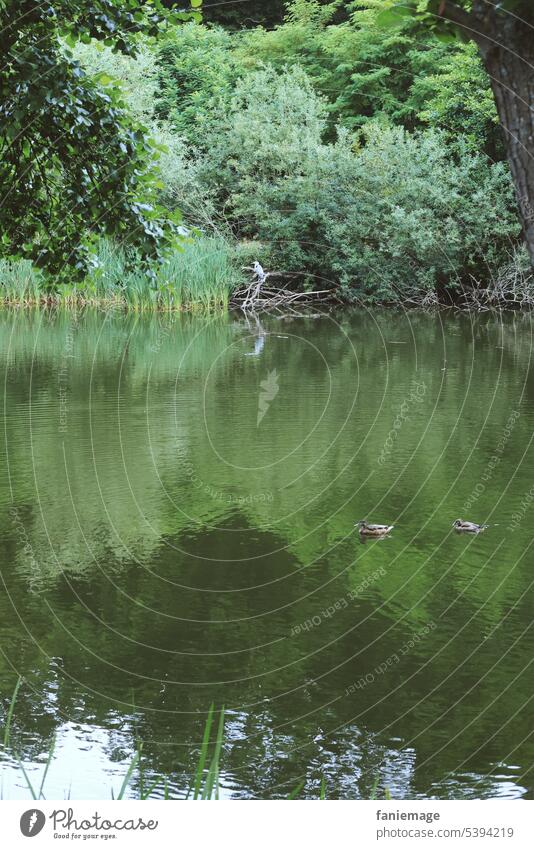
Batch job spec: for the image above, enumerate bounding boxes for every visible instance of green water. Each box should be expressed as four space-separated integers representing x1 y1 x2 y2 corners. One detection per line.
1 307 534 799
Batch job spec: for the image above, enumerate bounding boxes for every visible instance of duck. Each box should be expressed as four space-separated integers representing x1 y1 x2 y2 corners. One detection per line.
356 520 394 536
452 519 488 533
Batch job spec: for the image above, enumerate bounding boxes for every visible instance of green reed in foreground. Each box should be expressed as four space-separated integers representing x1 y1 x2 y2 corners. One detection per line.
1 679 389 800
1 697 228 800
1 679 226 800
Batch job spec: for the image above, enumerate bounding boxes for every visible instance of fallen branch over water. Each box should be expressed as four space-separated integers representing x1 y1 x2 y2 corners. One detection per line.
402 249 534 312
457 268 534 311
232 263 337 313
402 289 442 311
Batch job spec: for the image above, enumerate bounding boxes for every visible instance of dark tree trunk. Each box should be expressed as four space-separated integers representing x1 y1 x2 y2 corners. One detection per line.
442 2 534 266
478 11 534 265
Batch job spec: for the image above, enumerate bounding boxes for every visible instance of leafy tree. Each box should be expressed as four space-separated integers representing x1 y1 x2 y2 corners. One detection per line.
0 0 199 283
198 0 347 30
238 0 498 150
191 0 350 29
375 0 534 266
152 5 499 155
200 66 330 268
155 24 245 150
74 39 217 227
199 66 518 298
74 40 162 126
408 40 501 156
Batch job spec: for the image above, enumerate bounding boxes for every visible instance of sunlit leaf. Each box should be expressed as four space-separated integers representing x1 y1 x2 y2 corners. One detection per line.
375 4 417 29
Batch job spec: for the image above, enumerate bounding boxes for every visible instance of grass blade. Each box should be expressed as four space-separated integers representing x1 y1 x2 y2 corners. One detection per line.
16 754 37 800
116 749 141 800
137 745 144 800
3 676 22 748
193 703 214 800
288 781 305 799
369 776 380 800
319 777 326 799
38 736 56 800
203 706 225 800
140 778 160 800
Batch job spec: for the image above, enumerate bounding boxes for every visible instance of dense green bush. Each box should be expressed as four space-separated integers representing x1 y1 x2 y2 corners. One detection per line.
73 5 502 160
200 67 327 213
409 41 502 157
155 24 246 150
193 65 518 300
238 1 501 152
0 0 196 284
75 39 220 231
320 127 517 300
74 41 161 125
70 11 519 305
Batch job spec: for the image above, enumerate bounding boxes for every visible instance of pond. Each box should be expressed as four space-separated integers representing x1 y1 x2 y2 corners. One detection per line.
0 307 533 799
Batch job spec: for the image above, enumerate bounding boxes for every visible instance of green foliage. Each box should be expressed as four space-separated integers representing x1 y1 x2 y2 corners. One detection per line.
201 0 287 29
0 0 522 303
238 0 499 150
409 41 502 155
74 38 218 226
0 237 238 310
376 0 534 33
202 66 328 206
0 1 196 285
197 66 329 273
191 64 518 300
319 126 517 300
156 24 245 150
73 40 161 125
87 235 238 310
236 2 343 137
200 0 348 30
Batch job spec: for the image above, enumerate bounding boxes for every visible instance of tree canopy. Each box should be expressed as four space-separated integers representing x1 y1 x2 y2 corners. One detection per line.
0 1 198 283
374 1 534 266
1 0 533 300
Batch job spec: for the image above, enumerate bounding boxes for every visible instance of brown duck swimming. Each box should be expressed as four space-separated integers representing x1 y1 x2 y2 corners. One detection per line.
356 521 394 536
452 519 488 533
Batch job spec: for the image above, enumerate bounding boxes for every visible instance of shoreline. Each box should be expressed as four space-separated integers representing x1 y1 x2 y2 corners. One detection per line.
0 294 532 314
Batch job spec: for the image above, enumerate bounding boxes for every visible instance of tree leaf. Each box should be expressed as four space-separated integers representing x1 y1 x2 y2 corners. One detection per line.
375 5 417 29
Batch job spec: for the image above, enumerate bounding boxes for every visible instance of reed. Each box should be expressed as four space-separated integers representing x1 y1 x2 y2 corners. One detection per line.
1 691 229 800
0 237 240 312
1 684 387 799
2 676 21 749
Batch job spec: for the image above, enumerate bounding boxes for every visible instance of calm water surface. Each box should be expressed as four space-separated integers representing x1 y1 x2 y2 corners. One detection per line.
1 307 534 799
